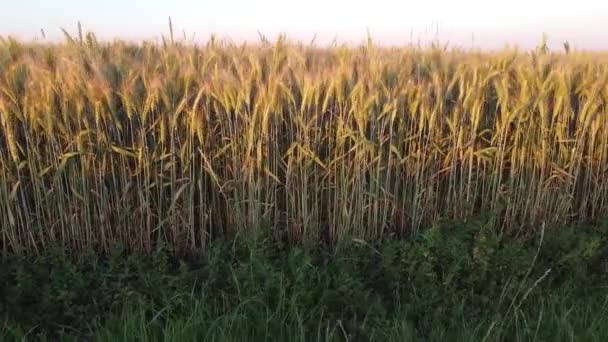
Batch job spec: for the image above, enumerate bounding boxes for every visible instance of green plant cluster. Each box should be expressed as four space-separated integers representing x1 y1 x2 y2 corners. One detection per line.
1 220 607 341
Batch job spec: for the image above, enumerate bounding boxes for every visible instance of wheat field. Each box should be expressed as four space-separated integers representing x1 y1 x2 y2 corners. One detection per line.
1 33 607 254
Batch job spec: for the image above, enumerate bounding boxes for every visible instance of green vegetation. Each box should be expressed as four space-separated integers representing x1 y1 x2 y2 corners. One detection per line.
1 220 607 340
1 33 608 340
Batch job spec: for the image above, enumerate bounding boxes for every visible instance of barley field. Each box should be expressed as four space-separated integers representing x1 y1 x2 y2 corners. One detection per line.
1 33 608 254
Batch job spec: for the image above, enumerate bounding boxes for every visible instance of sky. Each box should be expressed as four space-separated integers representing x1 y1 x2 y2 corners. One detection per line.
1 0 608 50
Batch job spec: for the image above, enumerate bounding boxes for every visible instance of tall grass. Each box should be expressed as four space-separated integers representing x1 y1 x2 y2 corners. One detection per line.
1 33 607 254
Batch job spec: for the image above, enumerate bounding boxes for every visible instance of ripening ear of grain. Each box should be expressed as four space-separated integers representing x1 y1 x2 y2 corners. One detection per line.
0 35 607 255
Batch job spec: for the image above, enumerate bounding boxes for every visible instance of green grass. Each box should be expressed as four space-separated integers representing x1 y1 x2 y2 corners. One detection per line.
1 219 607 341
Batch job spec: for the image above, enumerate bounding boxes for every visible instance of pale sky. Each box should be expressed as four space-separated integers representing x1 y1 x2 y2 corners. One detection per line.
2 0 608 50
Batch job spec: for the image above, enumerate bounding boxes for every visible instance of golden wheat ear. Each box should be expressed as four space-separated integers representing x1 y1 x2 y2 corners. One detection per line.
0 34 606 253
